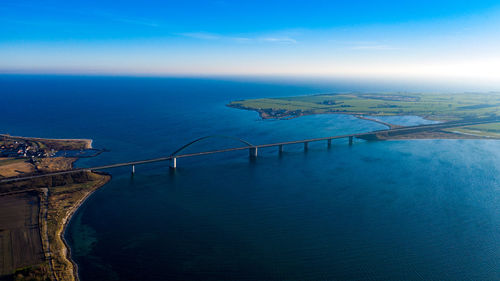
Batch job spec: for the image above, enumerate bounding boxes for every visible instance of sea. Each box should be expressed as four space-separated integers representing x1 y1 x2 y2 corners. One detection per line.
1 75 499 280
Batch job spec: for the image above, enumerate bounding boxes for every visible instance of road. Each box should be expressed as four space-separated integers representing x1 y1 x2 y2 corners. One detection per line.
1 117 498 183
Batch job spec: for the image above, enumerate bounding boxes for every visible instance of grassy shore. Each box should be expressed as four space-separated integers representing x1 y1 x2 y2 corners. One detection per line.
1 173 110 281
228 92 500 137
443 122 500 138
0 136 109 281
47 172 110 281
1 134 92 151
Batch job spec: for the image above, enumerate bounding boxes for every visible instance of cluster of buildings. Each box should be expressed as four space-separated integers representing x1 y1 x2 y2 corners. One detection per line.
0 141 53 159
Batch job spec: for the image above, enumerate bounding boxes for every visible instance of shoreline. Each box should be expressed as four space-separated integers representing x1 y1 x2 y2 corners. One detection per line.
0 134 107 281
227 103 441 124
227 104 500 140
60 172 111 281
355 115 402 129
0 134 93 150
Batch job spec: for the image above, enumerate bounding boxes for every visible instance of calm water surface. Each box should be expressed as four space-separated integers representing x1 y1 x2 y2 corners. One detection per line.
1 76 499 280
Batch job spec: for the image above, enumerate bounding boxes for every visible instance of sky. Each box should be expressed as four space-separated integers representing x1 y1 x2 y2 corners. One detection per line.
1 0 500 85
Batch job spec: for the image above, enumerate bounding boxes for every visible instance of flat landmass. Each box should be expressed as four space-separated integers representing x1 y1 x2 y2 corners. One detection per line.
0 134 92 151
0 191 45 278
228 92 500 138
0 135 109 281
0 159 35 178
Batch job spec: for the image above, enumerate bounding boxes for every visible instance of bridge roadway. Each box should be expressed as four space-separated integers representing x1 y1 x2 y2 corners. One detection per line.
1 117 498 183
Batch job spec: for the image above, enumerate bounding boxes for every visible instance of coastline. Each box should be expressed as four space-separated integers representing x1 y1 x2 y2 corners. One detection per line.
0 134 108 280
0 134 93 150
227 104 500 140
356 115 403 129
60 172 111 281
227 103 437 124
42 170 111 281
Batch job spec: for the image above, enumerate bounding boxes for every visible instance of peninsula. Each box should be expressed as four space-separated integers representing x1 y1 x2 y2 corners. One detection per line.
0 134 109 281
228 92 500 139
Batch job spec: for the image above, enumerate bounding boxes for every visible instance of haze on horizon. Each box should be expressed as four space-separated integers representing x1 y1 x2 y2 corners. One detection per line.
1 0 500 88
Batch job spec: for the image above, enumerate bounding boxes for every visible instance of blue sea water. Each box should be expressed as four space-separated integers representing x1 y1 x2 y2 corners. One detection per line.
368 115 440 126
1 75 499 280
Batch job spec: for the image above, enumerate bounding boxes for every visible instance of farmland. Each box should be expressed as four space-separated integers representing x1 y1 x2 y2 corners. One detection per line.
443 122 500 138
0 191 46 278
0 134 109 281
228 92 500 137
228 92 500 121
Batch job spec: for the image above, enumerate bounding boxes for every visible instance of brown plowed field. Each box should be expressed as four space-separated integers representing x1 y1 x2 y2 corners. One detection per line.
0 191 44 276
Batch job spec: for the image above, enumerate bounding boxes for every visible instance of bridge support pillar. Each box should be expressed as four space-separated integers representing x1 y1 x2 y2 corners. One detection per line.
279 145 283 154
304 142 309 151
170 157 177 169
349 136 353 146
249 147 258 158
132 165 135 174
327 139 332 148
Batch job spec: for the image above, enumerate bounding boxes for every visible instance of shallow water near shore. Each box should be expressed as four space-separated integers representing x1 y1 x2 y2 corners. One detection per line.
1 76 500 280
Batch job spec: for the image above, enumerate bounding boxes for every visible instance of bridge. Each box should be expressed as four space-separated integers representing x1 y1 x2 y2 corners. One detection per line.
1 117 499 184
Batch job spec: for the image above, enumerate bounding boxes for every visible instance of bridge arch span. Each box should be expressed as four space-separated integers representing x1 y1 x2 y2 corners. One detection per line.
170 135 254 156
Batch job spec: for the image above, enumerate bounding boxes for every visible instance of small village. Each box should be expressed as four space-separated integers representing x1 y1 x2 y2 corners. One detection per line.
0 139 55 159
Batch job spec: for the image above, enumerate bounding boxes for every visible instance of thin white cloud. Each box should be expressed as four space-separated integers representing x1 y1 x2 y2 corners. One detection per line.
327 40 399 51
350 44 399 50
178 32 297 44
259 37 297 44
231 37 252 43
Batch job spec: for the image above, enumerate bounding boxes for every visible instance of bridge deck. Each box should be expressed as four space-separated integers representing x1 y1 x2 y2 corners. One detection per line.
1 117 498 183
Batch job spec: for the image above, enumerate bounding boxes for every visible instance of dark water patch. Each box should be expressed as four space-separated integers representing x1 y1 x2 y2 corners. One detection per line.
360 156 381 163
54 149 106 158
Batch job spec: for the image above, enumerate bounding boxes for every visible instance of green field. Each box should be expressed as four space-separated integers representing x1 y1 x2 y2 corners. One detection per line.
443 122 500 138
228 92 500 121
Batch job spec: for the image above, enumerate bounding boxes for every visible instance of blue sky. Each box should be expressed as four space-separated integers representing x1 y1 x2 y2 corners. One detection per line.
1 0 500 84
